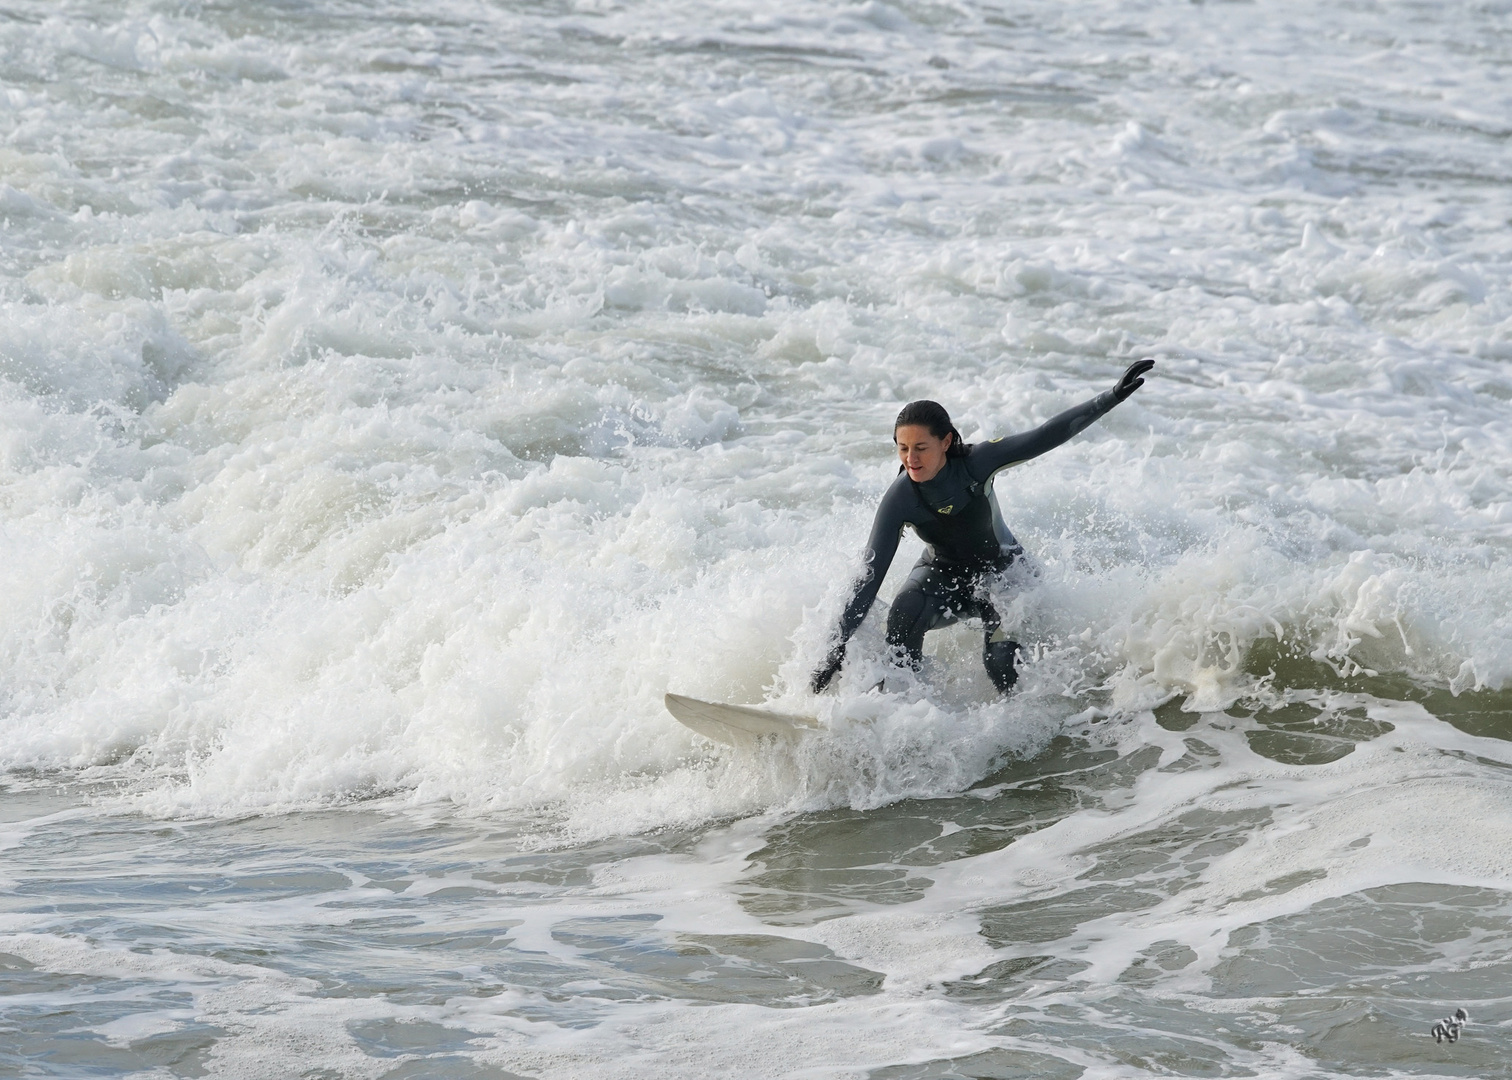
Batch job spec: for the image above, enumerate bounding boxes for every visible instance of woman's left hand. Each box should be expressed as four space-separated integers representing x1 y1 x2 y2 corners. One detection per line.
1114 358 1155 401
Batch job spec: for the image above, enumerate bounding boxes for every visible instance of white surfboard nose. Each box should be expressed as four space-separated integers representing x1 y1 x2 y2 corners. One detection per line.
664 693 821 745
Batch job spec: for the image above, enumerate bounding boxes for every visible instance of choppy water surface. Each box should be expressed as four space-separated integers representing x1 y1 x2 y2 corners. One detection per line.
3 0 1511 1075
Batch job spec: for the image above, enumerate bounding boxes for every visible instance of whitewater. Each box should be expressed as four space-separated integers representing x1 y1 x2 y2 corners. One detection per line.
2 0 1511 1075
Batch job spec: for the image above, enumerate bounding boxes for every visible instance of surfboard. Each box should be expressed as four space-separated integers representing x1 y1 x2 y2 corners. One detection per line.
664 692 821 746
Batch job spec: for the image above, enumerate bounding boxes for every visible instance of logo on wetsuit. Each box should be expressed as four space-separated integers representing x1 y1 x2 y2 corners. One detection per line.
937 505 953 515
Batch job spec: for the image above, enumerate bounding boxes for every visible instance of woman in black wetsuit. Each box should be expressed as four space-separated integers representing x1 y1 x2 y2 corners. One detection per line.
810 359 1154 694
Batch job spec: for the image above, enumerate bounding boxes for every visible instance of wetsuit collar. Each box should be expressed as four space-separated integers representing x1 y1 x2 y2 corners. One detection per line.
912 458 980 516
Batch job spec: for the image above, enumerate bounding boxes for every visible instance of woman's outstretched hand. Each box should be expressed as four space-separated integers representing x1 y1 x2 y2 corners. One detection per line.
1114 358 1155 401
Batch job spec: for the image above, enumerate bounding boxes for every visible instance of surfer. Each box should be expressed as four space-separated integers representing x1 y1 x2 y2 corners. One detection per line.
810 359 1154 695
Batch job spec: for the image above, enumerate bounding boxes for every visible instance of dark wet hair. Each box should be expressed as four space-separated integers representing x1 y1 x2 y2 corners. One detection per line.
894 400 969 461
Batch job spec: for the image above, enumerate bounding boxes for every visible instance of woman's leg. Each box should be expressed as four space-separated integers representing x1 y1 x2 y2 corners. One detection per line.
885 561 1021 691
977 602 1021 693
884 563 962 669
972 555 1027 693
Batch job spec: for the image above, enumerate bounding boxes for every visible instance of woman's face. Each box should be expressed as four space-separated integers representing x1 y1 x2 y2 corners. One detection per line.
895 424 952 483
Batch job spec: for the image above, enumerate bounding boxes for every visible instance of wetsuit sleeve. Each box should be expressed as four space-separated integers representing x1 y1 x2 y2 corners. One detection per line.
836 498 905 644
966 389 1120 480
811 482 909 692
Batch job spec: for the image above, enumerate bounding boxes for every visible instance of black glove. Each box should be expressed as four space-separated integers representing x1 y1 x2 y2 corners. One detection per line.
1113 358 1155 402
810 645 845 694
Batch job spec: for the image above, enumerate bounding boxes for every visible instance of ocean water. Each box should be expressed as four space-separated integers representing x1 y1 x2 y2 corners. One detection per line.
2 0 1511 1075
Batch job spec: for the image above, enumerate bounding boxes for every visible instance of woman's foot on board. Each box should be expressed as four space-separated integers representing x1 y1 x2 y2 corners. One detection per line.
984 637 1021 694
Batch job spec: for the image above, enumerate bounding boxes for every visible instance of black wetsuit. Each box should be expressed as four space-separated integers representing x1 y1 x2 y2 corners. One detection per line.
817 388 1124 693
